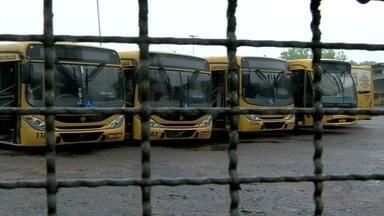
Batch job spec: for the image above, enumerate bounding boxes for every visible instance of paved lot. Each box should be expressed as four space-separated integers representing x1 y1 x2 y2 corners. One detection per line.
0 116 384 215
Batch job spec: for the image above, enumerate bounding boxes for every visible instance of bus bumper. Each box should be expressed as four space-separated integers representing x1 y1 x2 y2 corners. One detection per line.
149 127 212 140
323 115 359 126
238 115 295 133
20 125 125 147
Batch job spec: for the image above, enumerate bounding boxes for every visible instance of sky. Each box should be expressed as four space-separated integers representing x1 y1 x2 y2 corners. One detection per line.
0 0 383 63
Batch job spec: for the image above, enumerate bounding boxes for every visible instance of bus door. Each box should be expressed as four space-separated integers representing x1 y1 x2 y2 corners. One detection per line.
291 70 313 126
124 69 135 139
0 56 20 143
211 70 227 130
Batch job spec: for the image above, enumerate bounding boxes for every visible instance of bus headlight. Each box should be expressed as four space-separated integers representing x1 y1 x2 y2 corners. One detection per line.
199 116 212 128
245 114 261 121
285 114 295 119
23 116 46 131
107 115 125 129
150 119 161 128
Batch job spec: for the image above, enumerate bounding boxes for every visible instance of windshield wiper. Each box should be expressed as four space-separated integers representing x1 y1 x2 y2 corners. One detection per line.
185 70 201 104
55 60 75 82
83 63 105 106
272 70 285 86
55 60 78 97
252 69 276 103
250 69 267 81
336 73 346 102
86 63 105 82
188 70 200 86
157 65 171 97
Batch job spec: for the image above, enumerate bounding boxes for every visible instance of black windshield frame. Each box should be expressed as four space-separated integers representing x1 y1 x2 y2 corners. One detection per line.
319 62 358 108
25 61 124 107
242 68 294 107
142 67 212 108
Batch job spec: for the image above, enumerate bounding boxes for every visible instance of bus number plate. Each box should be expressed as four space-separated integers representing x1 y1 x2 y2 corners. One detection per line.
36 132 46 139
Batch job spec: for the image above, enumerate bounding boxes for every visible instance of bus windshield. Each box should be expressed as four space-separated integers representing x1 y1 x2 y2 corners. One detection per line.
148 68 212 107
26 62 124 107
320 63 357 107
243 69 293 106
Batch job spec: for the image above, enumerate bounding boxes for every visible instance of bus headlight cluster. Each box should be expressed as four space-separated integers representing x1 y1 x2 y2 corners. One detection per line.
150 119 161 128
245 114 261 121
285 114 295 119
199 116 212 128
107 115 125 129
23 116 46 131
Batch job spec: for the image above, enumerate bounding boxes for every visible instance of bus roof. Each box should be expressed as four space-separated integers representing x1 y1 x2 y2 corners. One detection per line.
118 51 207 61
118 51 210 71
288 58 351 70
0 42 33 54
206 56 242 65
206 56 287 72
0 42 120 64
206 56 284 65
351 65 371 71
0 42 110 53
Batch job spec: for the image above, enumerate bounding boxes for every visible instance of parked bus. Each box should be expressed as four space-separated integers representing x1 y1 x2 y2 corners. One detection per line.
289 59 358 127
351 65 374 120
207 56 295 134
0 42 125 146
372 63 384 106
119 51 212 141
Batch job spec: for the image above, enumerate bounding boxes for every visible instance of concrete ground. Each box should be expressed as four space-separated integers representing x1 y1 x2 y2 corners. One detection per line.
0 116 383 215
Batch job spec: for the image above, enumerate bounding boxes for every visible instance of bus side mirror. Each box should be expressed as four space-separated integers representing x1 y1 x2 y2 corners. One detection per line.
21 63 33 84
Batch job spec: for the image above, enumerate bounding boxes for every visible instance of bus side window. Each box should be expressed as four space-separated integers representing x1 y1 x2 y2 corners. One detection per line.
0 62 16 107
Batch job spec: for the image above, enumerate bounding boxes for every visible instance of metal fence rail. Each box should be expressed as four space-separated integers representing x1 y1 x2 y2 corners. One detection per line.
0 0 383 215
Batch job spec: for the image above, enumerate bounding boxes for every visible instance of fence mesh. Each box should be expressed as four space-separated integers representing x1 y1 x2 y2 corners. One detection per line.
0 0 384 215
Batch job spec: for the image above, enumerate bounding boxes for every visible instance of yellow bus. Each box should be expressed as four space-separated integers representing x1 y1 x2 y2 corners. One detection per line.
119 51 212 141
0 42 125 146
372 63 384 106
289 59 359 127
351 65 374 120
207 56 295 134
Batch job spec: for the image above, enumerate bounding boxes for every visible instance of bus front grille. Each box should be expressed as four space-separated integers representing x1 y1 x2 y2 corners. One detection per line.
163 130 196 138
160 123 197 127
56 125 104 130
56 115 112 123
260 115 287 120
157 114 203 121
59 132 103 143
263 122 285 129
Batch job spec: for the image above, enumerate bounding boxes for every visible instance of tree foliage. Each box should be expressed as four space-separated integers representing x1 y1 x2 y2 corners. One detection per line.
280 48 311 60
280 48 347 61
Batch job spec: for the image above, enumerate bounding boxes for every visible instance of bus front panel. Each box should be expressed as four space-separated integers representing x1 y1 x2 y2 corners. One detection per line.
18 44 126 146
239 57 295 132
132 114 212 141
126 53 213 141
19 114 125 146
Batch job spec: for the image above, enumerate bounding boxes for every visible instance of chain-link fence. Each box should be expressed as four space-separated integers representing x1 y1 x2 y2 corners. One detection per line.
1 0 384 215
